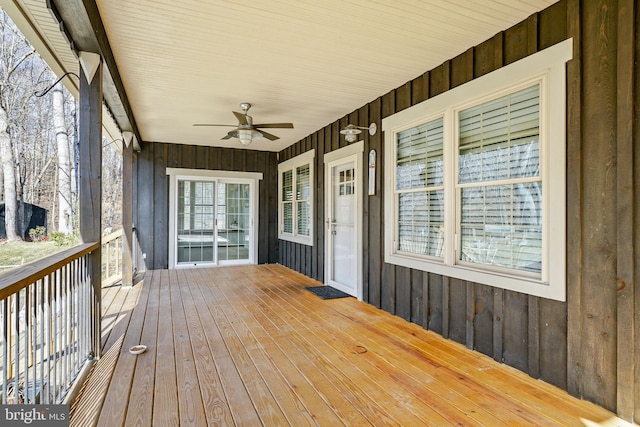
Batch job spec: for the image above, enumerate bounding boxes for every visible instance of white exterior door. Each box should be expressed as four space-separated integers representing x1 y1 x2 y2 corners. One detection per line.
325 143 363 299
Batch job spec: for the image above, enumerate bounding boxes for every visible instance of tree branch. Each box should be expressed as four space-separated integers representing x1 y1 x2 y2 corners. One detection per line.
5 48 35 80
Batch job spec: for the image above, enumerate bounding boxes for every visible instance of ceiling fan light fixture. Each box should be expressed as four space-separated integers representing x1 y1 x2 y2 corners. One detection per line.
196 102 292 146
238 128 262 145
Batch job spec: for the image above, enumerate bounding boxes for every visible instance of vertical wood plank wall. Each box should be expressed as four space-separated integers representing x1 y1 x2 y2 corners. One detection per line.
277 0 639 419
133 143 279 270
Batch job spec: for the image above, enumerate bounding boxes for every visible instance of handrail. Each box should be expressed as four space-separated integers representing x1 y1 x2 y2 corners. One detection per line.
101 229 122 245
101 229 123 287
0 242 100 300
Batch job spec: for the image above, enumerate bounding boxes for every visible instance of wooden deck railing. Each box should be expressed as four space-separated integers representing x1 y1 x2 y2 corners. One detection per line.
0 242 100 404
101 229 123 287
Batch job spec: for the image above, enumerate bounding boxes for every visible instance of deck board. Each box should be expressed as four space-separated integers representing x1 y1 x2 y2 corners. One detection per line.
123 270 160 427
171 269 207 426
69 281 142 427
152 270 179 427
96 270 152 427
180 270 234 425
188 269 260 425
71 265 632 427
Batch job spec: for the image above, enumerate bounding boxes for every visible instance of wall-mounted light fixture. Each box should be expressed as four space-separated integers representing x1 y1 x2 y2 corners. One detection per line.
340 123 377 143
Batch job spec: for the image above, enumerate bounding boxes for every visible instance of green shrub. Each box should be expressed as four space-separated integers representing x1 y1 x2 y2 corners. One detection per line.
28 226 47 242
50 231 78 246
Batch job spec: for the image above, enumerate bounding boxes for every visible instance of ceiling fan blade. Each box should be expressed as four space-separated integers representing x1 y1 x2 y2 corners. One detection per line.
193 123 236 127
259 130 280 141
253 123 294 129
222 129 238 140
233 111 248 125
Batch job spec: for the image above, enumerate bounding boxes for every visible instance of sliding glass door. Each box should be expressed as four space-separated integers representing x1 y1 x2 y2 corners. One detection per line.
177 180 216 264
169 172 259 268
216 182 251 263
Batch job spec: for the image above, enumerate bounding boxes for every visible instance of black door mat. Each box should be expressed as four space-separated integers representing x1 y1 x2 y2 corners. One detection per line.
305 286 351 300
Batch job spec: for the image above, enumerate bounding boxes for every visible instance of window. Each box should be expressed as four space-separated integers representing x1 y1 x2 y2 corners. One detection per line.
278 150 315 245
382 39 572 301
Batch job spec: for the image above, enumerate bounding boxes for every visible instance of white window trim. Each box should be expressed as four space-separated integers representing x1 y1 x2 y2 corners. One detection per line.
278 149 315 245
167 168 262 268
382 38 572 301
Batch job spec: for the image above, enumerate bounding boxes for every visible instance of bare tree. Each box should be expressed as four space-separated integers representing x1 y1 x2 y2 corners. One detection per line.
0 10 35 240
102 138 122 231
0 107 19 239
0 9 120 244
53 86 72 234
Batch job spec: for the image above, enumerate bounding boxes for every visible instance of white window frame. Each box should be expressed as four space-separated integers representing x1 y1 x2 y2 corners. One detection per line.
382 39 572 301
278 149 315 245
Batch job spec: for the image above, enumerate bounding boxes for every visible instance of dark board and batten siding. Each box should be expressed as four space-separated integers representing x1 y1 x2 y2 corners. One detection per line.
278 0 640 420
134 143 279 270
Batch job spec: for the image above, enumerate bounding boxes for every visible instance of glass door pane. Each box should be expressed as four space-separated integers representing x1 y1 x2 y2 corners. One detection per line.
217 182 251 262
330 163 356 287
177 180 215 264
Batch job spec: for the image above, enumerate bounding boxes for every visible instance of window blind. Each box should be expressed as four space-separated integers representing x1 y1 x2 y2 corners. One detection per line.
395 117 445 257
459 85 540 183
296 165 310 236
396 118 444 190
458 84 542 273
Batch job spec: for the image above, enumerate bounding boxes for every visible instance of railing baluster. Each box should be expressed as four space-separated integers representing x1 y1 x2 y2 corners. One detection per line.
45 273 51 404
0 242 101 406
30 282 37 403
13 291 20 403
85 254 90 358
78 257 84 365
72 259 78 378
24 287 29 403
53 268 59 402
2 298 8 403
38 278 44 404
62 265 68 396
101 230 123 287
65 262 71 394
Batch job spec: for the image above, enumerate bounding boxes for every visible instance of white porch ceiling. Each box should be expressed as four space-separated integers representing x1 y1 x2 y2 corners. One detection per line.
7 0 558 152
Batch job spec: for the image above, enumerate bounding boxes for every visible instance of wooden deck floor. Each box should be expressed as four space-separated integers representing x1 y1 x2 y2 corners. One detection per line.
70 265 629 426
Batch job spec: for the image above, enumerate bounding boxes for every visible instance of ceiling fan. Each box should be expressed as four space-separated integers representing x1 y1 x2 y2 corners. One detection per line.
193 102 293 145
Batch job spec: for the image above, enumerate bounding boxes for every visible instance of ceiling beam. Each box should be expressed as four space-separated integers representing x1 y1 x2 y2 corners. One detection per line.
48 0 142 150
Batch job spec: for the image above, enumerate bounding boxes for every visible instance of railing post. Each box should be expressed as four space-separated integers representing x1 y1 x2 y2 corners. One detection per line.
122 138 134 287
79 52 103 359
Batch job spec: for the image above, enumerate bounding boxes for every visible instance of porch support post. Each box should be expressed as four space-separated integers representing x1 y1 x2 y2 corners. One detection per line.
78 52 103 359
122 136 134 287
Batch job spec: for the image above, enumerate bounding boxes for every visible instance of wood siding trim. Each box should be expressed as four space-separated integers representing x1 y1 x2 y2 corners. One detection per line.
565 0 583 400
616 0 636 419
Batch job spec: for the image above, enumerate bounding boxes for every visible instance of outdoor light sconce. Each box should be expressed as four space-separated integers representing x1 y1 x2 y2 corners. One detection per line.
340 123 377 143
